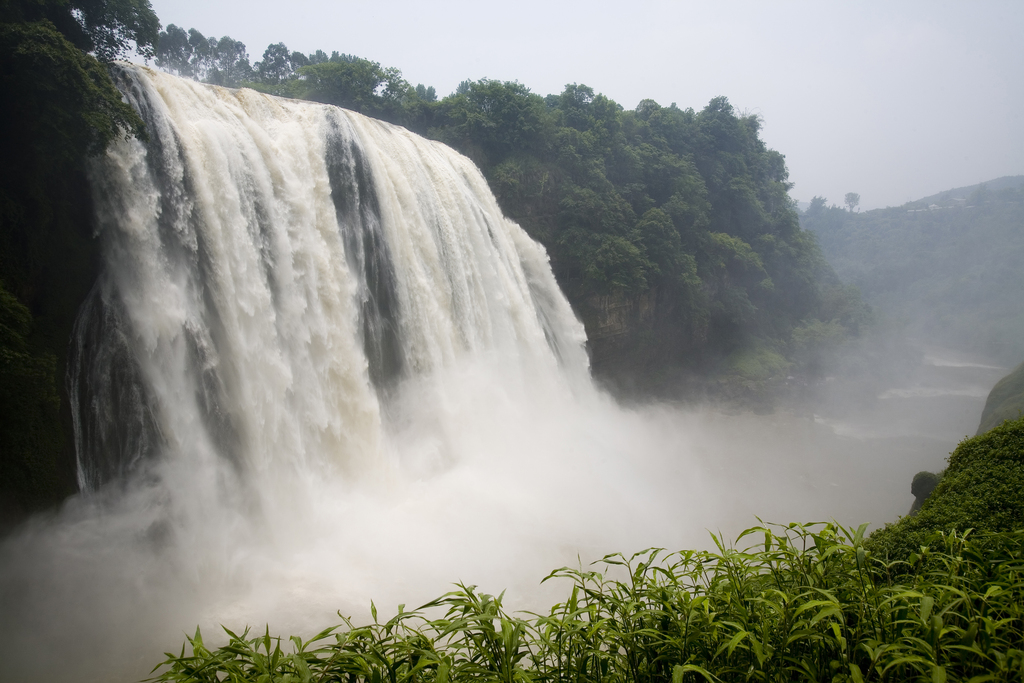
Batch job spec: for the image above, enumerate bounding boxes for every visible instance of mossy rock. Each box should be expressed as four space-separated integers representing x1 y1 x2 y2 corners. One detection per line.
908 470 942 515
868 415 1024 561
0 281 72 525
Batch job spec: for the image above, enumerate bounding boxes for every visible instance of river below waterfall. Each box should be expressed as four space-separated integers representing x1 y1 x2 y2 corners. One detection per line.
684 343 1005 533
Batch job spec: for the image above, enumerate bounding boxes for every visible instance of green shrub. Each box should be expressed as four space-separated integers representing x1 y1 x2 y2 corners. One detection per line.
868 415 1024 562
151 523 1024 683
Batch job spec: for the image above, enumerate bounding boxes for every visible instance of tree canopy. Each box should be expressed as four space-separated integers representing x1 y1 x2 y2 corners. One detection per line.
3 0 158 61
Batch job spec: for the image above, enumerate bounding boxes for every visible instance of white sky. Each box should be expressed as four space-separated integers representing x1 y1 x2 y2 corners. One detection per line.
147 0 1024 210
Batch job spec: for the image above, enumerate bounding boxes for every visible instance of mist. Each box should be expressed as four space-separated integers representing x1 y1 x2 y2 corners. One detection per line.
799 180 1024 368
0 341 1002 682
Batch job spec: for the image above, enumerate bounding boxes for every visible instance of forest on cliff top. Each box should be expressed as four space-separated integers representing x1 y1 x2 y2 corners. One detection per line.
152 27 868 398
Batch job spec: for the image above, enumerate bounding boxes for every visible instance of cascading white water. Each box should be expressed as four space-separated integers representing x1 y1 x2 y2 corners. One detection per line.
2 68 621 683
70 65 589 491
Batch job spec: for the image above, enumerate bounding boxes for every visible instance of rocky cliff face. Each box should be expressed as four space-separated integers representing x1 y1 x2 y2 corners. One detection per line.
0 162 97 533
573 284 719 399
580 289 657 366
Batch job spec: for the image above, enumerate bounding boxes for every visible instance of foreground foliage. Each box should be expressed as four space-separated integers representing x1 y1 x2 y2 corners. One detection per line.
151 523 1024 682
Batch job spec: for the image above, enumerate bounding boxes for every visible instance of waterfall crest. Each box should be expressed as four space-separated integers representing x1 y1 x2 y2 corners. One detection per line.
71 66 588 490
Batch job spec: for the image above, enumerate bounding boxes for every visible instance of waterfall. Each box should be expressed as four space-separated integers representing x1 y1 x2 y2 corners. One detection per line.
0 67 727 683
70 65 589 491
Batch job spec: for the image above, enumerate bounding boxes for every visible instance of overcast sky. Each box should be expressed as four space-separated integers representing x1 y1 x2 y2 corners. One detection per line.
147 0 1023 210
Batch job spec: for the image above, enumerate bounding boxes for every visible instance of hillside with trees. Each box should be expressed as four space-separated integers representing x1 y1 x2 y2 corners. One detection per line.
800 177 1024 364
977 361 1024 435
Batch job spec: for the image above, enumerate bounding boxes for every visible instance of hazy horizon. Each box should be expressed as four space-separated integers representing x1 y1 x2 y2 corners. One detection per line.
146 0 1024 211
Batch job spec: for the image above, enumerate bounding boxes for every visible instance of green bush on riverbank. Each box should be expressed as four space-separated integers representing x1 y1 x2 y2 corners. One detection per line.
868 415 1024 563
152 523 1024 683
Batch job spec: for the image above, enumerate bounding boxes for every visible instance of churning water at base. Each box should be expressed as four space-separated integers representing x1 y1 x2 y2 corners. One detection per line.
0 69 996 683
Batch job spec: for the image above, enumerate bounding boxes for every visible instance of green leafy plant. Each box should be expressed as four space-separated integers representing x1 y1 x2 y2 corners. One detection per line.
151 523 1024 683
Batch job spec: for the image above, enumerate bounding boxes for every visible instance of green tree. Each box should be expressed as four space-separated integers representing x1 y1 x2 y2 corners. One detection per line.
414 83 436 102
844 192 860 212
294 57 407 122
255 41 292 84
4 0 158 62
154 23 190 76
806 195 828 216
434 79 548 167
206 35 251 87
633 208 679 282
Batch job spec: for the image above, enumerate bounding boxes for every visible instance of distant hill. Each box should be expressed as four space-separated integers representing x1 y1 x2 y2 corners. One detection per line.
800 177 1024 363
913 176 1024 208
978 361 1024 435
